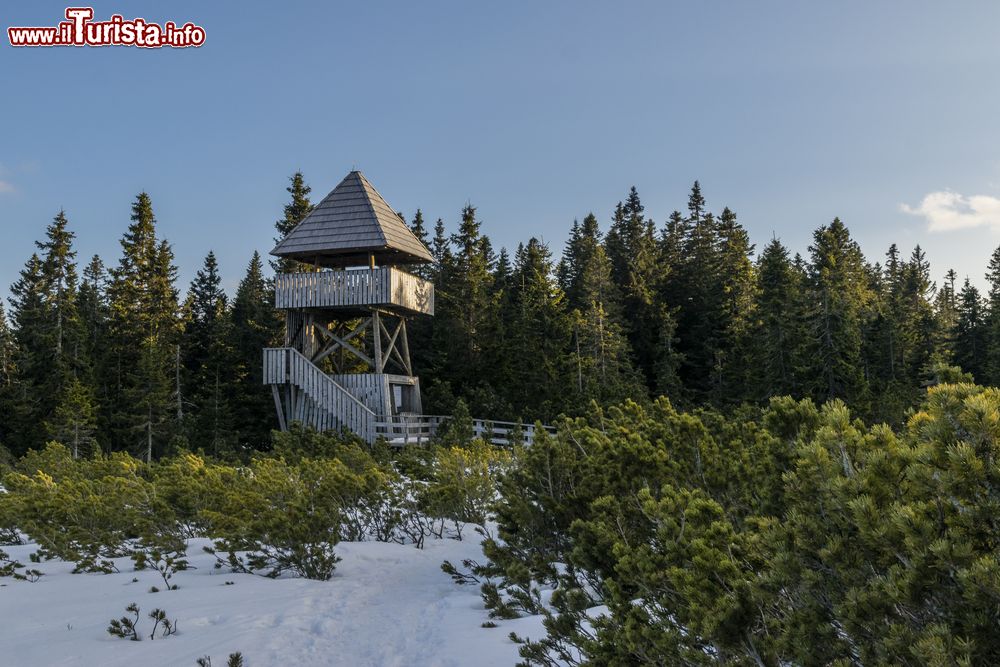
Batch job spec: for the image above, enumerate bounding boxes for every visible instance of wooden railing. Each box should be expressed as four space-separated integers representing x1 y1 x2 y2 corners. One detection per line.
275 267 434 315
264 347 376 442
376 415 554 447
265 348 554 446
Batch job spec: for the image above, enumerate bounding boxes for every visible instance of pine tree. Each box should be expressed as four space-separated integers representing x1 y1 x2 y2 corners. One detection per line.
0 305 18 451
712 206 757 402
272 172 314 273
750 238 803 399
431 218 450 265
955 278 987 381
6 212 90 452
604 188 661 389
36 211 82 373
804 218 872 406
670 183 726 403
45 376 98 458
78 256 109 431
230 251 280 450
6 254 46 452
105 193 180 459
560 215 644 404
503 238 572 418
985 246 1000 384
429 205 501 412
182 251 234 456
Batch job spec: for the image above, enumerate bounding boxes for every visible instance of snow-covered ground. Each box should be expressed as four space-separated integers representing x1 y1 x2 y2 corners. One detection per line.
1 537 544 667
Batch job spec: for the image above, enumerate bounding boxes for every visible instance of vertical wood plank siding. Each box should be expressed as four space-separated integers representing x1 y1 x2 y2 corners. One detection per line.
274 267 433 315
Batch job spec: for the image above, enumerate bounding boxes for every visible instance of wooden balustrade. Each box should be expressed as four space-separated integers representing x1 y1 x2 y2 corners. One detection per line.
274 267 434 315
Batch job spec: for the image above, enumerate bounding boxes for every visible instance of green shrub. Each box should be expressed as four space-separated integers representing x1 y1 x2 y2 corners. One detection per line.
2 443 183 572
421 439 510 539
201 457 354 580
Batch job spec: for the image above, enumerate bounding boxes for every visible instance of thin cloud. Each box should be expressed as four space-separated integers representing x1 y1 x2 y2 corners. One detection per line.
901 190 1000 232
0 180 14 194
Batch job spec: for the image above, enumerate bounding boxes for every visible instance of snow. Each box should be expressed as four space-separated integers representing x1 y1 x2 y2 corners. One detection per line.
1 537 546 667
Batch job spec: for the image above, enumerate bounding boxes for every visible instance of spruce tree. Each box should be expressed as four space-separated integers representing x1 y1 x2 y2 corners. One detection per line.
560 215 644 404
750 238 803 399
984 246 1000 384
898 246 939 389
934 268 959 357
430 205 501 413
44 376 98 458
955 278 987 380
670 183 726 403
603 188 661 389
804 218 871 406
712 206 757 403
78 256 109 432
6 212 90 452
230 251 280 449
182 251 234 456
36 211 82 373
0 305 18 451
272 172 314 273
105 193 180 459
6 254 46 452
504 238 572 418
431 218 450 265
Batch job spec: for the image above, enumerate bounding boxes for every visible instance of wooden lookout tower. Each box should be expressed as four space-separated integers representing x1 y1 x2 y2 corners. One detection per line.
263 171 435 443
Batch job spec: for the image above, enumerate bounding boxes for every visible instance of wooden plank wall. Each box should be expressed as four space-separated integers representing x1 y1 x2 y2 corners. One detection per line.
329 373 390 417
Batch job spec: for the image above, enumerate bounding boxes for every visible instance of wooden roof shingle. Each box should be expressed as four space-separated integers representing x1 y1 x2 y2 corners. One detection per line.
271 171 434 268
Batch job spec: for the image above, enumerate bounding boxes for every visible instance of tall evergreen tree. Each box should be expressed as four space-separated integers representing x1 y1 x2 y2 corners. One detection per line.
408 209 433 279
6 212 89 452
230 251 280 449
955 278 987 381
503 238 572 418
272 172 314 273
985 246 1000 384
750 238 804 399
6 254 46 452
182 251 234 455
804 218 872 406
428 205 500 411
431 218 450 265
45 376 98 458
670 183 727 403
560 214 644 404
604 188 662 388
0 305 18 451
105 193 180 460
78 256 109 427
36 211 82 373
712 206 757 402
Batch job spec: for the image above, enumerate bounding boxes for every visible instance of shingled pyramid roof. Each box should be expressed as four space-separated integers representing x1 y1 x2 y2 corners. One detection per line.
271 171 434 268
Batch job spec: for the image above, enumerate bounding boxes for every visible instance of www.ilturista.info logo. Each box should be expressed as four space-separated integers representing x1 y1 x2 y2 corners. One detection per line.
8 7 205 48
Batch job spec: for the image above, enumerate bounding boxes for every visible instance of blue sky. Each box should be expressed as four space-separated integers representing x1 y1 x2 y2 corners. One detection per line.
3 1 1000 299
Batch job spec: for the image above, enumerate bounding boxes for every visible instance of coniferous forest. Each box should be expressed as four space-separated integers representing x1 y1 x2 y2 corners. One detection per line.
0 173 989 459
4 174 1000 665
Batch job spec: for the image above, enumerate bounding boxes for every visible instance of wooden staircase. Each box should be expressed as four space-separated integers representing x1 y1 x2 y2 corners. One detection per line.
264 347 376 442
